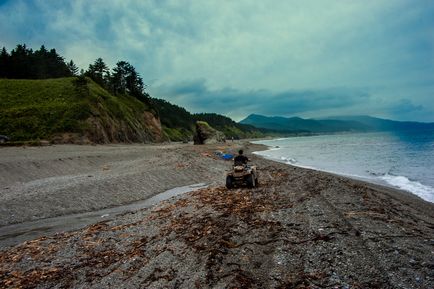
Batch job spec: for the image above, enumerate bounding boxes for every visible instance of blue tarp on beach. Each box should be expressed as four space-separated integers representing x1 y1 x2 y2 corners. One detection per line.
221 154 233 160
215 151 234 160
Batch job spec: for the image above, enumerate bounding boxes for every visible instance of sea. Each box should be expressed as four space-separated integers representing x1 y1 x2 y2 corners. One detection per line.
252 129 434 203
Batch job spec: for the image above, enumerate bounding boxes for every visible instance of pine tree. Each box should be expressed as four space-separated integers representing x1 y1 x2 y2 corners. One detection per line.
67 60 79 76
33 45 49 78
10 44 31 78
110 61 150 103
85 57 108 87
0 47 9 78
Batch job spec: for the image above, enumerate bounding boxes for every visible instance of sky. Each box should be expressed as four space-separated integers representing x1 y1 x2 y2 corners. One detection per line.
1 0 433 122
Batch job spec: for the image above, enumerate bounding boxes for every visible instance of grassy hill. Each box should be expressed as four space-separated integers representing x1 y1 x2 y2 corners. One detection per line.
0 77 163 143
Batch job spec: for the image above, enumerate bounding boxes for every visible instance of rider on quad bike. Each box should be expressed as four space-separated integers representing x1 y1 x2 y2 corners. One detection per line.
234 149 249 165
226 149 258 189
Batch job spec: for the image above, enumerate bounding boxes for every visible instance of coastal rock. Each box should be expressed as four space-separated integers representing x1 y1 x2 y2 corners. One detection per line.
193 121 225 144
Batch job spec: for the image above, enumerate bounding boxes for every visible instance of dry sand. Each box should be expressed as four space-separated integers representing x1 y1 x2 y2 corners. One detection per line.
0 143 233 226
0 142 433 288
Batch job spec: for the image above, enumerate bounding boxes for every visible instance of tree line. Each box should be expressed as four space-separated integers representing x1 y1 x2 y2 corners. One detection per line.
0 44 74 79
0 44 149 104
84 57 149 103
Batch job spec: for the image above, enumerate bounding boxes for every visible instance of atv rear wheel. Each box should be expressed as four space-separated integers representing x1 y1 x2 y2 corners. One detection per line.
226 175 234 189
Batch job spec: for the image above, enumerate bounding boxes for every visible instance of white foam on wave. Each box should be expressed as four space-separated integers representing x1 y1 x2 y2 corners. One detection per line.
252 138 288 144
381 174 434 203
254 150 317 168
280 156 297 164
253 146 434 203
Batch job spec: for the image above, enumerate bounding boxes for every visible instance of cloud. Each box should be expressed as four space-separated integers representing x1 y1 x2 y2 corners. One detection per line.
1 0 433 121
390 99 423 114
151 79 372 121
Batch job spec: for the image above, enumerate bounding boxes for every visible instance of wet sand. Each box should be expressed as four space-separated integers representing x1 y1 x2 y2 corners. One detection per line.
0 142 433 288
0 183 207 248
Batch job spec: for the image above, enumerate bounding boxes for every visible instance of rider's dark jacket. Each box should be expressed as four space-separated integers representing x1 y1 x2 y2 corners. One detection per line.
234 155 249 165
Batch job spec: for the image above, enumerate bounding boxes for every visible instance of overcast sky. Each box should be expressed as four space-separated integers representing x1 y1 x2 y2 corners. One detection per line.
1 0 433 121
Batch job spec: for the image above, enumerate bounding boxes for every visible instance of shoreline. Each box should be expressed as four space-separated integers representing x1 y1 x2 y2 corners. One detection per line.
1 142 433 288
249 141 434 215
251 138 434 204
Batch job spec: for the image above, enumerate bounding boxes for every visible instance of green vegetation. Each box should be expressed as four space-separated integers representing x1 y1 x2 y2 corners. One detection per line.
150 99 272 141
1 45 153 109
0 43 281 143
0 76 271 143
196 121 210 127
161 127 192 142
0 77 159 142
1 78 85 140
150 98 194 141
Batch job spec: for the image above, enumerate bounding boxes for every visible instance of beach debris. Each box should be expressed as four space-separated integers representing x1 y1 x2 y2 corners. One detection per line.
0 161 432 288
200 152 212 158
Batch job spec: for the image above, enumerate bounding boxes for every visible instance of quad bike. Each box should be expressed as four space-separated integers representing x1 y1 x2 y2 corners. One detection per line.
226 164 259 189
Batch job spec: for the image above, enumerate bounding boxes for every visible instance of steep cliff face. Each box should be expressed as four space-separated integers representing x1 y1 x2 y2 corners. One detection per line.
72 111 164 144
0 78 164 144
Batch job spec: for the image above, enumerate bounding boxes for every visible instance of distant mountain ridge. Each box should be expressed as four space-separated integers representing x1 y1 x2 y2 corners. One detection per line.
320 115 434 131
239 114 434 133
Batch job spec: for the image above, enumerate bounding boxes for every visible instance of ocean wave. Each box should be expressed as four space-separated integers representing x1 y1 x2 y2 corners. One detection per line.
380 174 434 202
253 150 296 164
252 134 434 204
254 149 434 203
280 156 297 164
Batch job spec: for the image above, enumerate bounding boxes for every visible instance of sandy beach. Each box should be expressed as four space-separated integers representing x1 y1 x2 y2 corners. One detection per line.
0 142 433 288
0 143 234 226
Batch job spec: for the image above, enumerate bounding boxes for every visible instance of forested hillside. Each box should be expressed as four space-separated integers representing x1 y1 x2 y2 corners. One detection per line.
150 100 270 141
0 44 268 143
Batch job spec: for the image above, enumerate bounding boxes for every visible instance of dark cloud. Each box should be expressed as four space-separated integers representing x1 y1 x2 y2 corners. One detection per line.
168 79 208 95
389 99 423 114
152 80 372 120
1 1 433 121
